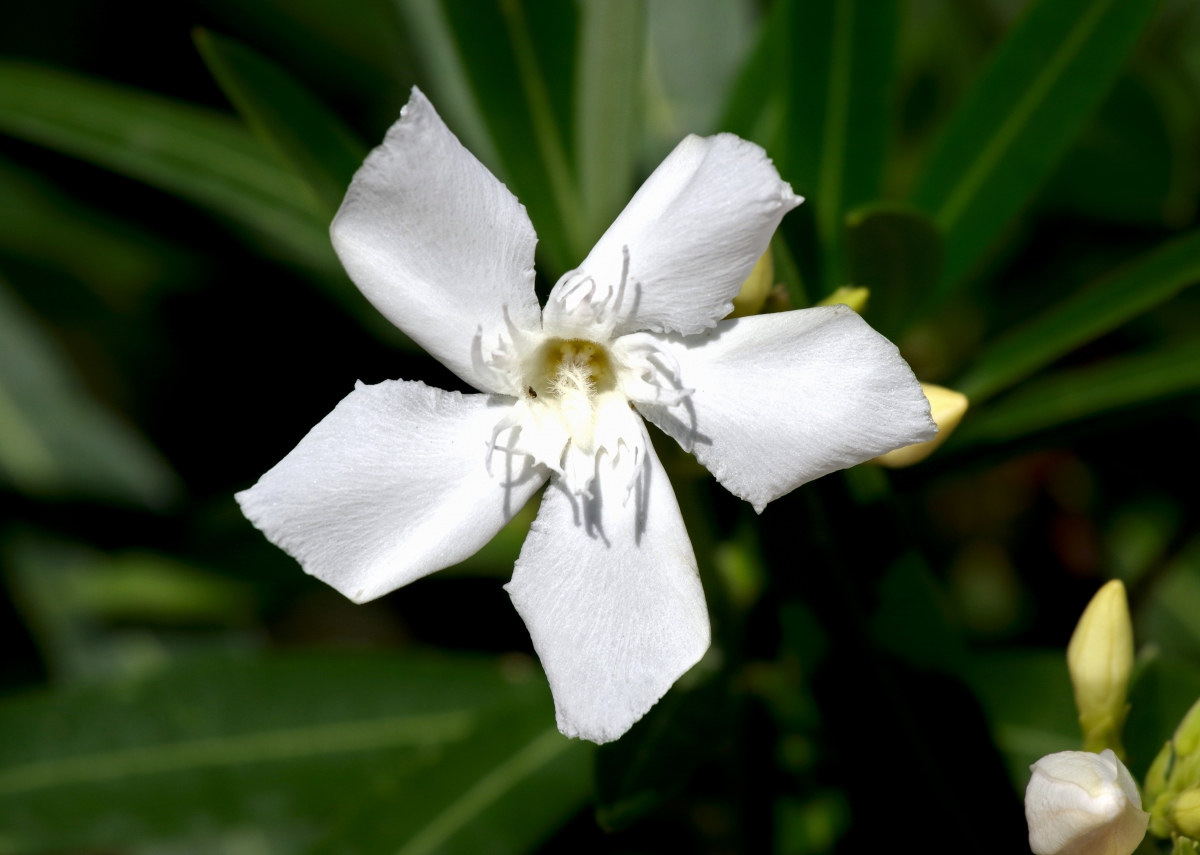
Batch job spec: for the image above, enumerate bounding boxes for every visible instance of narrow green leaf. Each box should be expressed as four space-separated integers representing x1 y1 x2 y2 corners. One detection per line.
442 0 581 274
395 0 506 177
0 653 590 855
4 535 256 685
912 0 1163 296
0 278 179 508
787 0 898 294
193 28 367 217
949 340 1200 449
574 0 644 247
642 0 761 161
0 60 330 272
0 61 414 349
957 230 1200 402
843 201 942 337
716 0 785 142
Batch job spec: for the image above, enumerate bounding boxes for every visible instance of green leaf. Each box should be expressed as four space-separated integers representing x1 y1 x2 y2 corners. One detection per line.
871 553 969 679
786 0 899 294
969 650 1079 791
193 28 367 218
1126 652 1200 778
911 0 1164 296
0 60 330 271
0 61 413 349
574 0 644 248
715 2 780 143
843 202 943 337
0 277 179 508
394 0 505 177
0 653 591 855
643 0 760 159
948 339 1200 449
1138 537 1200 664
594 658 730 832
1039 74 1177 226
956 230 1200 402
4 534 256 685
0 156 182 308
442 0 581 275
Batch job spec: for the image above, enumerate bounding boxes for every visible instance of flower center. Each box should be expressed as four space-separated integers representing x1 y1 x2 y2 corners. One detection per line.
527 338 616 400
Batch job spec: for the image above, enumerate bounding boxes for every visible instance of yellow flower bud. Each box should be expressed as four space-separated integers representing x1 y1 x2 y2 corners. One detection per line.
816 285 870 313
1176 698 1200 757
729 249 775 317
1172 789 1200 839
873 383 969 468
1068 579 1134 755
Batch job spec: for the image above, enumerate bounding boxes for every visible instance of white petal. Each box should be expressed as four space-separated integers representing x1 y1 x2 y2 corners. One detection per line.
331 88 541 393
543 134 801 340
506 415 710 744
632 306 936 513
237 379 546 603
1025 750 1149 855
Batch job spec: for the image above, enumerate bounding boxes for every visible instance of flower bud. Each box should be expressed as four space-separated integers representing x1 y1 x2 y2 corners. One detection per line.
1026 749 1149 855
1068 580 1133 755
874 383 968 468
730 249 775 317
1171 789 1200 839
816 285 870 313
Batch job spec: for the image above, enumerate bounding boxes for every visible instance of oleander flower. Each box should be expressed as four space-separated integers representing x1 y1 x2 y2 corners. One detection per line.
237 88 935 743
1026 749 1149 855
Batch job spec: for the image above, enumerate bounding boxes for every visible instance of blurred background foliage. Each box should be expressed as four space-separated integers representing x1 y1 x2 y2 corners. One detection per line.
2 0 1200 852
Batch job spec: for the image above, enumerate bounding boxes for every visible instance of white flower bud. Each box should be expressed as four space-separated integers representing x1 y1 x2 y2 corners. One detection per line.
1068 580 1134 754
1026 749 1149 855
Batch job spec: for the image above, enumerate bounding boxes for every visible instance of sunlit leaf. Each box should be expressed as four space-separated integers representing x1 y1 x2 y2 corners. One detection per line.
0 653 591 855
912 0 1163 297
643 0 759 161
786 0 898 294
394 0 505 176
717 0 788 150
442 0 581 275
843 202 942 337
193 28 367 217
956 230 1200 402
949 339 1200 449
575 0 643 248
0 277 179 508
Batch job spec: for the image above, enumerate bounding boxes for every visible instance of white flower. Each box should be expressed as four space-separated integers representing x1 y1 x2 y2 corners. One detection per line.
236 88 935 744
1026 750 1150 855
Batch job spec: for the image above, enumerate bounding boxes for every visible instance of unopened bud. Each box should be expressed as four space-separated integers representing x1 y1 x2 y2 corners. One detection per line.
1171 789 1200 839
816 285 869 313
874 383 969 468
1068 580 1134 755
1176 698 1200 757
1025 749 1149 855
730 250 775 317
